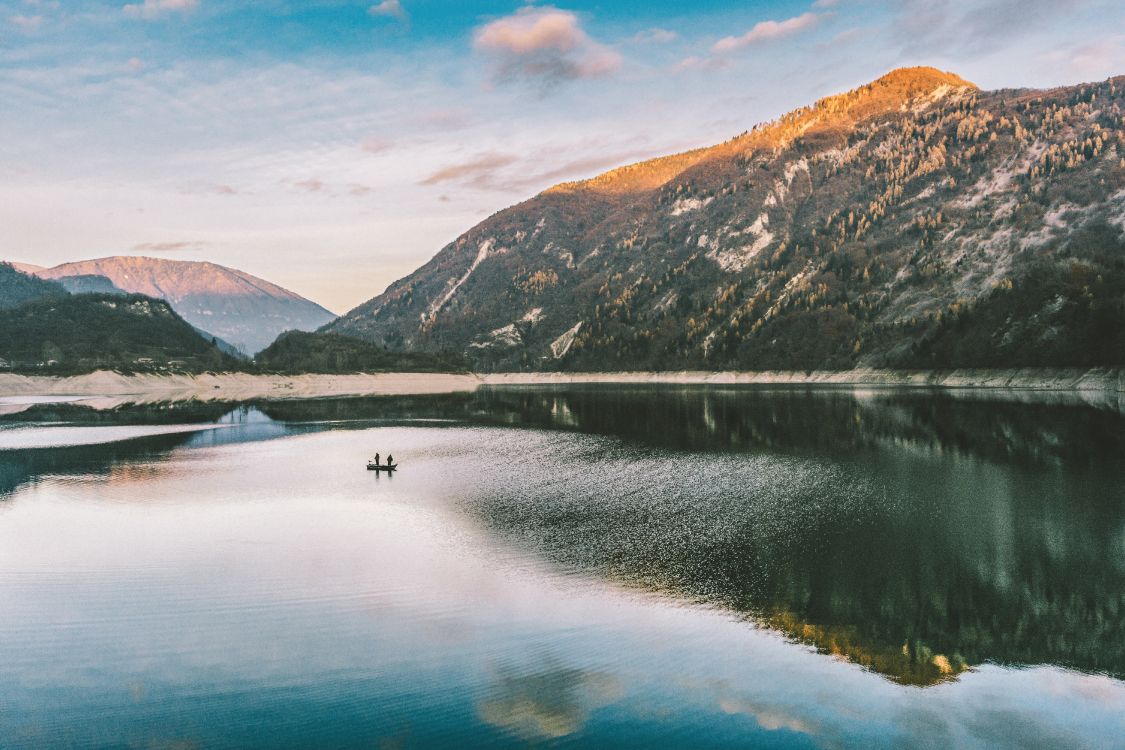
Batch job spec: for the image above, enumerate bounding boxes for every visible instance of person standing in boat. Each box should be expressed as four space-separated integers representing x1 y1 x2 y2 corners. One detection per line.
374 452 380 466
386 454 393 467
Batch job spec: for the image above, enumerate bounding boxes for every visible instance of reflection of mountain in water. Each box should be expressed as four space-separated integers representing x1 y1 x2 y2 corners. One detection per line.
0 433 200 498
458 387 1125 686
2 386 1123 685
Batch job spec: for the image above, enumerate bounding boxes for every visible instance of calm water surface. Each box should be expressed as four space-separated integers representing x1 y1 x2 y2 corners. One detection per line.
0 386 1122 749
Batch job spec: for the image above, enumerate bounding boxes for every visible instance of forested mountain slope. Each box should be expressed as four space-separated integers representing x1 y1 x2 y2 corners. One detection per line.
329 68 1125 371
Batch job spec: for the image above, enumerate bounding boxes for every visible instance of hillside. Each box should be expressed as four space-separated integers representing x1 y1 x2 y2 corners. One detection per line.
54 274 126 295
36 257 336 355
0 293 239 373
329 67 1125 371
255 331 465 374
0 263 67 310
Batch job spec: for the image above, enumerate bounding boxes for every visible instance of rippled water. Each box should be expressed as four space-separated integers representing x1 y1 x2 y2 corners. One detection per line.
0 386 1122 749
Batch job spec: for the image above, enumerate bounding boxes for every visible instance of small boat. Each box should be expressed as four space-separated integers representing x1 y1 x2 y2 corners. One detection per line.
367 461 398 472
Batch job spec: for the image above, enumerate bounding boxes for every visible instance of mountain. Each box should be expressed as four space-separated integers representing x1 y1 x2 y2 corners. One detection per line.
0 293 238 372
328 67 1125 371
36 257 336 355
0 262 67 310
52 274 126 296
7 262 45 276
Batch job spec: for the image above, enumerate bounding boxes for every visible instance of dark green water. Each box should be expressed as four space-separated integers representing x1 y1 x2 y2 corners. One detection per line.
0 386 1122 748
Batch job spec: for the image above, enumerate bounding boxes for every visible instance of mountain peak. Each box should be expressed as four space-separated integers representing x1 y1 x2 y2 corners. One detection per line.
868 66 976 93
815 66 976 114
547 67 976 198
35 256 336 354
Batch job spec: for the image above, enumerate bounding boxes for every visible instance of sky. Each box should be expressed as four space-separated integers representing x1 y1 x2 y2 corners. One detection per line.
2 1 1124 313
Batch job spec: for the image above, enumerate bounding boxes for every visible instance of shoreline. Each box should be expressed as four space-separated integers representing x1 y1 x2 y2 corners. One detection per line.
0 367 1120 407
480 368 1125 392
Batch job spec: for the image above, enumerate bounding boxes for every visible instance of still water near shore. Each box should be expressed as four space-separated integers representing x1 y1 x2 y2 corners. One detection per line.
0 386 1122 749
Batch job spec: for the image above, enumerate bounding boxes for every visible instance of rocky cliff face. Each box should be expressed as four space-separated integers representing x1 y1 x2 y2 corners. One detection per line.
37 257 336 355
329 67 1125 370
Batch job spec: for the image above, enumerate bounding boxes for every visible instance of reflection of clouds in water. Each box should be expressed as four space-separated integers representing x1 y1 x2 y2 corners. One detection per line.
704 678 824 740
717 695 818 735
477 661 623 740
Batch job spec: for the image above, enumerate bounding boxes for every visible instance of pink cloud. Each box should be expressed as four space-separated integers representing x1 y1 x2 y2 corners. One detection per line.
360 137 393 154
713 12 820 53
420 152 519 189
293 179 325 193
473 6 621 87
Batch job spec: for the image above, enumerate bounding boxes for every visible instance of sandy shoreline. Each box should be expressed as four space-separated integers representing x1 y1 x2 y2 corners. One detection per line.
0 372 484 411
0 368 1121 409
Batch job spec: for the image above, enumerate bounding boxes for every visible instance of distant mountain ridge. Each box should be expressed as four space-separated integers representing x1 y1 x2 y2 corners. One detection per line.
329 67 1125 370
0 264 238 372
35 257 336 355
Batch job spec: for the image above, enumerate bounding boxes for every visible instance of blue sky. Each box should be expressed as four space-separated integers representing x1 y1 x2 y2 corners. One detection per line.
2 0 1124 312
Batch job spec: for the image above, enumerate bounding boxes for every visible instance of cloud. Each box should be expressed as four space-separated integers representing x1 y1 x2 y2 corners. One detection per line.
418 144 664 194
713 12 820 54
9 14 44 32
675 55 731 73
368 0 407 23
293 178 325 193
418 108 472 131
633 27 678 44
132 240 209 253
420 152 519 188
891 0 1087 56
1042 35 1125 78
123 0 198 20
473 6 621 89
360 137 393 154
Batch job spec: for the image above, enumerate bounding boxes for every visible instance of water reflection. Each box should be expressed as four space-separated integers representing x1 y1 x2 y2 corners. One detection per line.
2 385 1123 694
457 388 1125 685
477 661 623 740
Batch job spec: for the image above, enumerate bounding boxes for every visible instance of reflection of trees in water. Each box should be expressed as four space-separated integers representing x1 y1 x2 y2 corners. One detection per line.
470 385 1125 470
0 433 198 499
4 386 1123 685
461 387 1125 685
1 401 235 426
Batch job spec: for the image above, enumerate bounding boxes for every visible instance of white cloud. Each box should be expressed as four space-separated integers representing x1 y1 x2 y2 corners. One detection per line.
633 27 678 44
123 0 198 20
674 55 730 73
369 0 407 23
713 12 820 54
9 14 44 32
1041 35 1125 78
473 6 621 88
891 0 1087 56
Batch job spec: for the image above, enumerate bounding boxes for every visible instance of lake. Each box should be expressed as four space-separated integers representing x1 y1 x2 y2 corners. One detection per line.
1 385 1122 749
